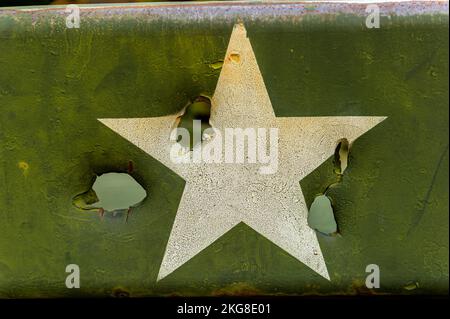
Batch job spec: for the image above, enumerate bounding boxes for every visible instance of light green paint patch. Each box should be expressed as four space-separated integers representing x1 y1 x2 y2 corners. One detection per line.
308 195 337 236
91 172 147 212
72 172 147 214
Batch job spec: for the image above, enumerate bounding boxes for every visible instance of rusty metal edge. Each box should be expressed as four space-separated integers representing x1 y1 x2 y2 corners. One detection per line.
0 1 448 19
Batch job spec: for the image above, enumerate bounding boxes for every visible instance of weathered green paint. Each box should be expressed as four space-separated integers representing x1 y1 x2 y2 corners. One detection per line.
0 2 448 297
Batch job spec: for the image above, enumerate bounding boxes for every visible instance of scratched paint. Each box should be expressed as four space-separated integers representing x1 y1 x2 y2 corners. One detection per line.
0 3 448 297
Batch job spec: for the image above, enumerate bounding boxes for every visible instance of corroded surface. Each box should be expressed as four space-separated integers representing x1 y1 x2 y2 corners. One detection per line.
1 1 449 23
0 2 448 297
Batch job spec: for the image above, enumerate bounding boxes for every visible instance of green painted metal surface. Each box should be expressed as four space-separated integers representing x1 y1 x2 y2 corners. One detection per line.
0 2 448 297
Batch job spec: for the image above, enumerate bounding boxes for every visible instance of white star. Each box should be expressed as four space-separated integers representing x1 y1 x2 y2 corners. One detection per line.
99 23 386 281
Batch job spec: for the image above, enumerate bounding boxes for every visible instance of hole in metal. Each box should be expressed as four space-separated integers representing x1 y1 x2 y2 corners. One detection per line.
307 194 338 236
174 95 212 150
72 172 147 222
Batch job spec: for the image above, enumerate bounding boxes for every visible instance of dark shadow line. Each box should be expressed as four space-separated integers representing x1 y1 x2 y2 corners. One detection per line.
407 143 449 236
